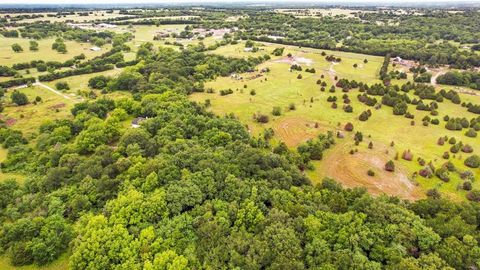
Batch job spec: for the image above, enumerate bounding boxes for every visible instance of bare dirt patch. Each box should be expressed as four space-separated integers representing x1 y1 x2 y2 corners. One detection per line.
272 117 324 147
274 56 314 66
49 103 66 109
316 142 423 200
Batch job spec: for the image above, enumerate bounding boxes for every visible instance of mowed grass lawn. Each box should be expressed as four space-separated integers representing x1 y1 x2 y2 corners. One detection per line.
0 37 111 66
192 44 480 200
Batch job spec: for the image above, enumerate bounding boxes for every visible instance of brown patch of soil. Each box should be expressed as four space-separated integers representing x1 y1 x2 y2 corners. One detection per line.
317 142 423 200
272 117 324 147
50 103 66 109
5 118 16 126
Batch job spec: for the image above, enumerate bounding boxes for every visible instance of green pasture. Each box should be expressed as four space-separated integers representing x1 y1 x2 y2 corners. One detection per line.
2 85 76 137
192 44 480 200
0 37 111 67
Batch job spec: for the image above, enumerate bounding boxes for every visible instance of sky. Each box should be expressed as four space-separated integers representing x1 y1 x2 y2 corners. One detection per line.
3 0 479 4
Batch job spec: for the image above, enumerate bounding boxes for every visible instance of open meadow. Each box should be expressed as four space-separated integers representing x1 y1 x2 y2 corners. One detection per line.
192 42 480 200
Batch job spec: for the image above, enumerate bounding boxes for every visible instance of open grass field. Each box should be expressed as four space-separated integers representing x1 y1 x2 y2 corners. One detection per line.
2 10 131 23
0 37 111 67
192 43 480 200
2 85 76 137
42 68 123 96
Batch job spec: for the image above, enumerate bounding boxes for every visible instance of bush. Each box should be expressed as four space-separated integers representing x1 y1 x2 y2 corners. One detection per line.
344 122 354 132
55 81 70 91
465 128 477 138
272 106 281 116
462 144 473 153
435 167 450 182
11 43 23 53
289 103 296 111
467 190 480 202
426 189 441 199
88 75 110 89
437 137 445 145
367 169 375 176
402 150 413 161
255 113 269 123
463 181 473 191
419 167 433 178
11 90 28 105
464 155 480 168
220 89 233 96
385 160 395 172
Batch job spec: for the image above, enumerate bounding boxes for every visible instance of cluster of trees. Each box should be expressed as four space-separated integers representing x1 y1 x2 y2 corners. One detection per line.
297 132 334 163
201 10 480 69
38 48 129 82
12 54 85 72
437 71 480 90
52 38 67 53
0 77 35 88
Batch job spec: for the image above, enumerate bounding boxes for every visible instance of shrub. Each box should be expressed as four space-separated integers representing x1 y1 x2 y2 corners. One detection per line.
55 81 70 91
344 122 354 132
385 160 395 172
448 137 456 144
437 137 445 145
465 128 477 138
272 106 281 116
419 167 433 178
289 103 296 111
11 90 28 105
464 155 480 168
255 113 269 123
463 181 473 191
435 167 450 182
426 189 441 199
367 169 375 176
462 144 473 153
250 89 256 95
467 190 480 202
402 150 413 161
220 89 233 96
11 43 23 52
450 143 461 153
442 151 450 159
460 170 475 181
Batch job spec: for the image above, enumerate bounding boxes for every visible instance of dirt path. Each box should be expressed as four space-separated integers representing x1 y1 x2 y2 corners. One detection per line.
430 69 446 86
324 62 338 83
14 81 81 102
315 141 423 200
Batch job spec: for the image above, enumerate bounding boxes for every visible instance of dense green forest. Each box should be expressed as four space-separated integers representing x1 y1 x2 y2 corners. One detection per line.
0 40 480 270
201 11 480 68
